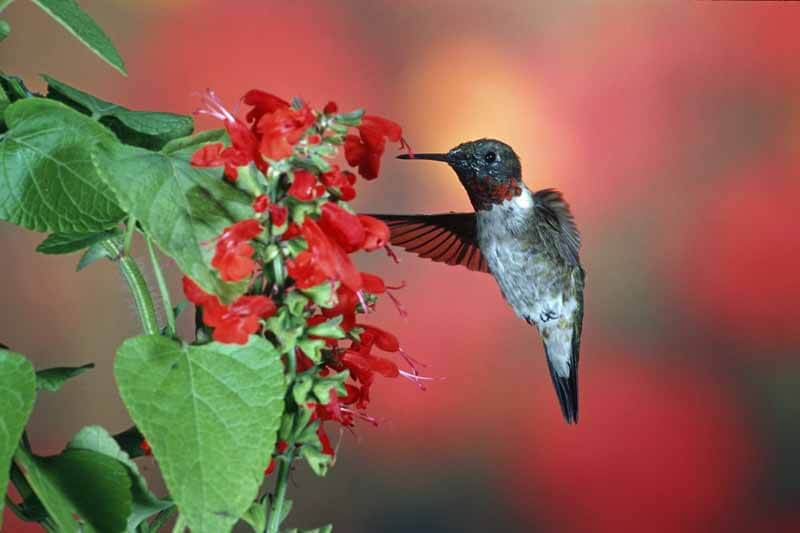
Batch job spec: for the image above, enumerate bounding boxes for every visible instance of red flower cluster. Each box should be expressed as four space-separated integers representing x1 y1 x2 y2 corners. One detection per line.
183 276 277 344
188 88 427 473
192 90 410 184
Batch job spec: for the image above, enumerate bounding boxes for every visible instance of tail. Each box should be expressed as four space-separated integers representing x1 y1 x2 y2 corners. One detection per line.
543 337 579 424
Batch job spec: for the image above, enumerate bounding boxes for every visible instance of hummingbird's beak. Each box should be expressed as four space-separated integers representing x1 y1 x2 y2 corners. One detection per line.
397 153 449 162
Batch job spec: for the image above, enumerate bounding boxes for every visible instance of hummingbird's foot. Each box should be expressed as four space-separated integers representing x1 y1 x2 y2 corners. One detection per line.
539 310 559 323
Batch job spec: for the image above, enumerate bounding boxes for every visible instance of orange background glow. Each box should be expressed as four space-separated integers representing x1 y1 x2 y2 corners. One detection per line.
2 1 799 532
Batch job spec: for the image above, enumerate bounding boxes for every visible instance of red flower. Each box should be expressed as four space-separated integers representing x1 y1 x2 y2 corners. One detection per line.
182 276 276 344
358 324 401 353
316 423 335 456
323 101 338 115
252 195 289 227
319 203 365 253
360 272 386 294
211 220 263 281
344 115 409 180
286 251 327 289
288 170 324 201
183 275 215 307
321 284 360 331
358 215 390 251
256 104 315 160
204 295 276 344
252 194 269 213
269 204 288 227
192 90 267 180
302 219 362 293
320 165 357 201
243 89 289 124
264 440 289 475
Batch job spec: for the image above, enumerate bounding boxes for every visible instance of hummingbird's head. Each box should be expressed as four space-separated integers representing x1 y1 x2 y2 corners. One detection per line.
398 138 523 211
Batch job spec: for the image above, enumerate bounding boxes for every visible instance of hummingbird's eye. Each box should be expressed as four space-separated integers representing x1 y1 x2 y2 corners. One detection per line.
484 151 497 163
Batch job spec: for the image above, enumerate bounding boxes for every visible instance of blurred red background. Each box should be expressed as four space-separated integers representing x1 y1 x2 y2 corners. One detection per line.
2 1 799 532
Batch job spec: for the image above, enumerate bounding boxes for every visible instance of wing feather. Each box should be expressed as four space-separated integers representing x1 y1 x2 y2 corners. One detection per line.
370 213 489 273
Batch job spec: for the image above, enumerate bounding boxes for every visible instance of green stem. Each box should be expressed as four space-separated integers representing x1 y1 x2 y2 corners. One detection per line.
102 240 160 336
265 448 295 533
145 235 176 337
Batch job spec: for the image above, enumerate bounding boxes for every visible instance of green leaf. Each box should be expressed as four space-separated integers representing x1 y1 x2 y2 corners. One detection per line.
306 316 345 339
292 375 313 405
30 0 126 75
161 128 226 155
43 76 194 150
297 338 325 363
0 99 124 232
0 73 34 102
115 335 286 533
241 501 267 533
0 349 36 528
36 363 94 392
14 445 132 533
311 371 348 405
76 240 113 271
299 282 334 308
299 445 332 477
334 108 363 126
0 20 9 42
66 426 172 532
284 291 309 317
93 142 253 302
36 228 120 255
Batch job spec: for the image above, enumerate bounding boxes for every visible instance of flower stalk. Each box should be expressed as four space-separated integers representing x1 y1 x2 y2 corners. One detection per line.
265 443 296 533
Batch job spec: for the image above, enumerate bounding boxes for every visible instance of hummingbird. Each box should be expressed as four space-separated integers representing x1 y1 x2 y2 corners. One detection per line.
373 139 585 423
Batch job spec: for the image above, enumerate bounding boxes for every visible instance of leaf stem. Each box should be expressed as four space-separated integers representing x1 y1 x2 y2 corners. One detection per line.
148 506 177 532
171 514 187 533
102 240 160 336
124 215 137 256
145 235 176 337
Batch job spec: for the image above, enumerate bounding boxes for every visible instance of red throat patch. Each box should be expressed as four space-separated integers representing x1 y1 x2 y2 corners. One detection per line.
464 177 523 210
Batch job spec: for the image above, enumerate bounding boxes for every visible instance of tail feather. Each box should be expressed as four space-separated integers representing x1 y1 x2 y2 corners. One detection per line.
544 346 579 424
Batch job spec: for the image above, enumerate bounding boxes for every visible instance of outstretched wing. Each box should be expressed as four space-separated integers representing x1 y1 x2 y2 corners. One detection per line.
533 189 581 266
370 213 490 273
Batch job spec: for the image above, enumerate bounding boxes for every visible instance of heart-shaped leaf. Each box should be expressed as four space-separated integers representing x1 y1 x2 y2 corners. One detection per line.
115 335 286 533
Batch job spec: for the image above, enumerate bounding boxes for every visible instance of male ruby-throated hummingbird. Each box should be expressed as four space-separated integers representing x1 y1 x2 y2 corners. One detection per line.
373 139 586 423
